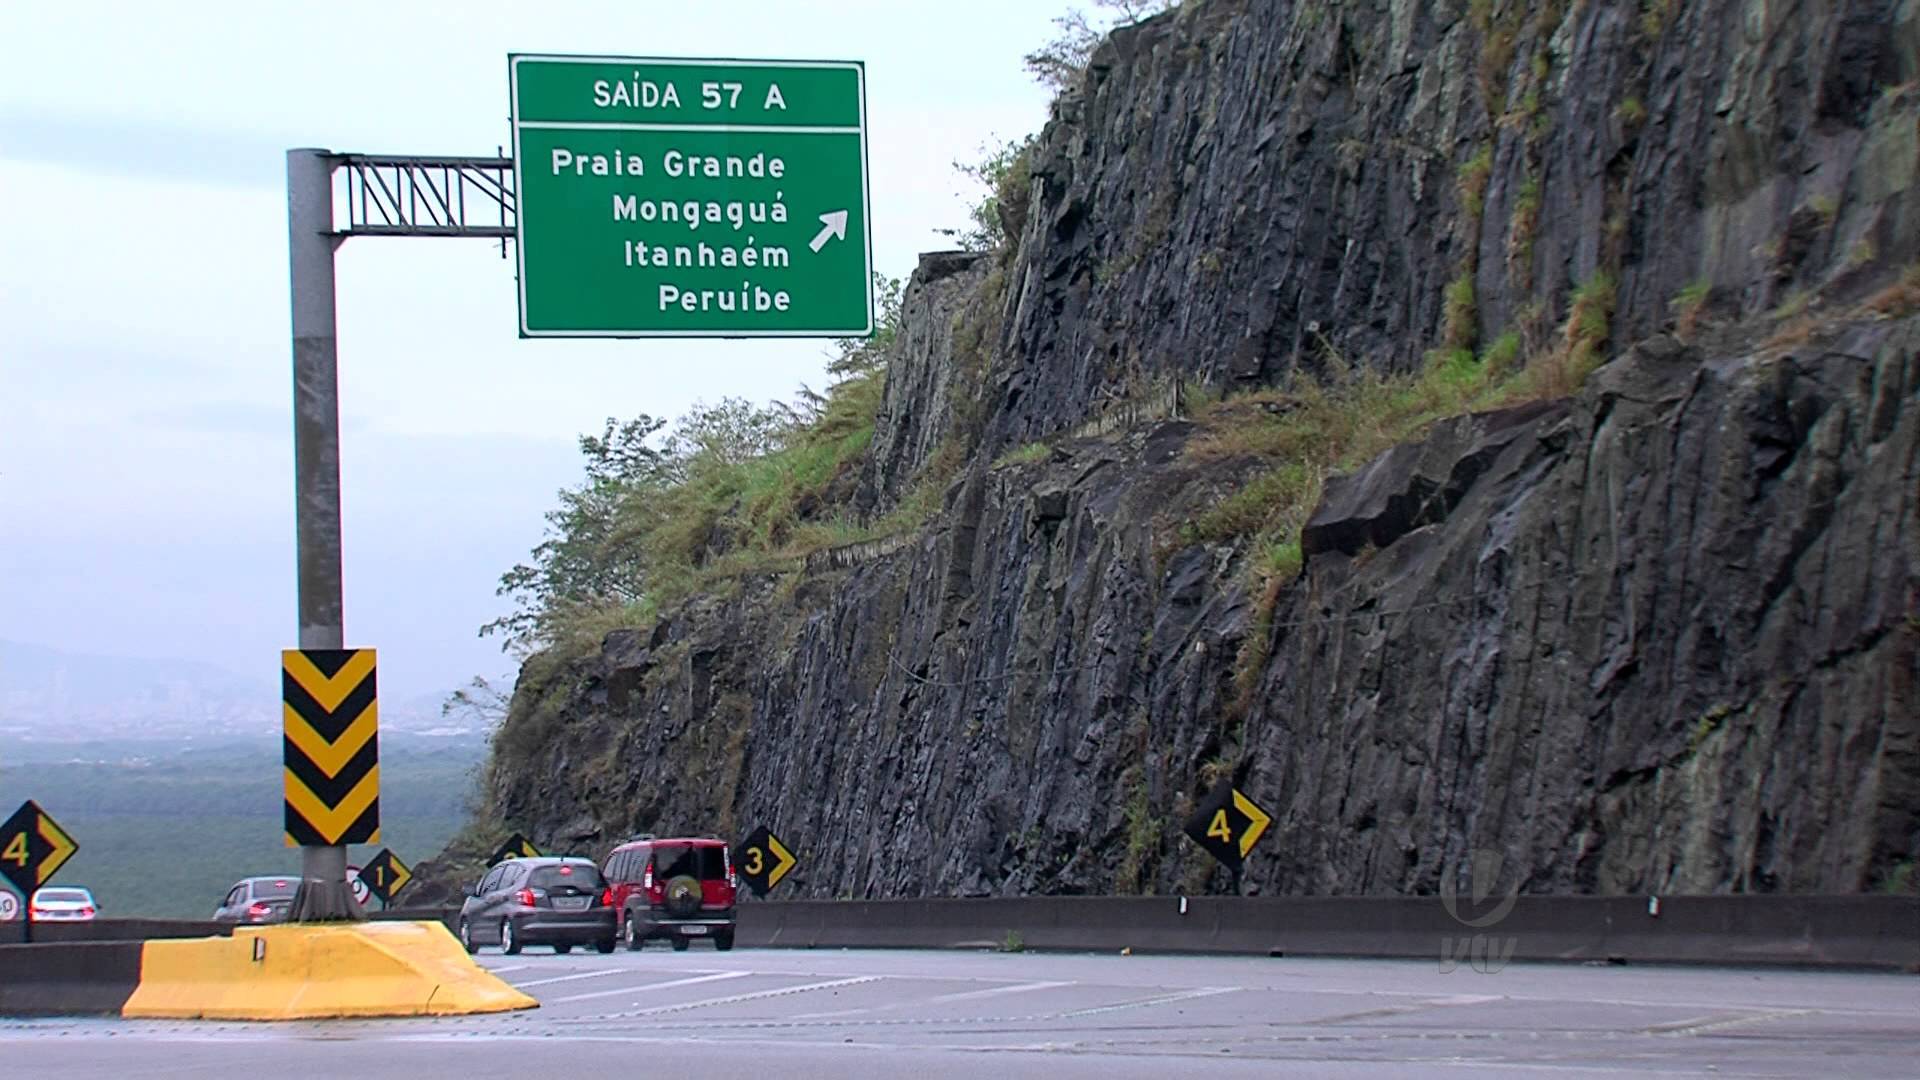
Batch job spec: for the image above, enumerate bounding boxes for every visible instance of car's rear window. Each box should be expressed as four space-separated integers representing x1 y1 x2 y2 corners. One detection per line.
253 880 297 898
652 844 727 880
530 864 604 892
37 889 88 902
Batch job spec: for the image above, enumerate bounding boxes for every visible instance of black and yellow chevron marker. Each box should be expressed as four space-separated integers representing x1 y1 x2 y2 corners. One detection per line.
1182 775 1272 874
358 847 413 904
736 825 798 897
0 800 79 897
282 648 380 847
487 833 541 867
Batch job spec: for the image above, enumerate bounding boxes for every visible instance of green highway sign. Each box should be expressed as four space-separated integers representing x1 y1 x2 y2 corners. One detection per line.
509 54 873 338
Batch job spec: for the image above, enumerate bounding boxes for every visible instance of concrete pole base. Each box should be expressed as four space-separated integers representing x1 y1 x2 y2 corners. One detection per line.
290 846 364 923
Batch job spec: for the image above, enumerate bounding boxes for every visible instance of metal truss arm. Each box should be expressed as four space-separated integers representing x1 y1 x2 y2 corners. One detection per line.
336 154 515 238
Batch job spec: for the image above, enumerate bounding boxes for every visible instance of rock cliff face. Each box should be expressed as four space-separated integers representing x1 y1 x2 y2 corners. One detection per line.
1270 322 1918 894
445 0 1920 901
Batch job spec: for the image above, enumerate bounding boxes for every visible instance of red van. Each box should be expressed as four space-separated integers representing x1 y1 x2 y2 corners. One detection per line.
603 835 737 951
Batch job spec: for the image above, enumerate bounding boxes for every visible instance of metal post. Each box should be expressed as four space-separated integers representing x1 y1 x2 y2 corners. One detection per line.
285 148 362 922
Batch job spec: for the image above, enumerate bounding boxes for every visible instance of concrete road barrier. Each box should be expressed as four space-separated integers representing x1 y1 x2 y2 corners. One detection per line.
124 921 537 1020
735 894 1920 970
0 921 536 1020
0 942 144 1016
0 911 458 946
0 919 234 945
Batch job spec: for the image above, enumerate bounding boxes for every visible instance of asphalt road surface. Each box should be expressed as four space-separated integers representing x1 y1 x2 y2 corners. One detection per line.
3 948 1916 1077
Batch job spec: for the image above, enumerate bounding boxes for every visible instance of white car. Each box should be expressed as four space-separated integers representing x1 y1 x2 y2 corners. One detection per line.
30 886 98 921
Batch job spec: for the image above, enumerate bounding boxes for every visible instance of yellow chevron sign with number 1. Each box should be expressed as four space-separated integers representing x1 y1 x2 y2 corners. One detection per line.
282 648 380 847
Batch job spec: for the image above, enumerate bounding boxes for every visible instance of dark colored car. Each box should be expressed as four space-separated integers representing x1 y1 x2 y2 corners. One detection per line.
213 877 298 924
457 857 616 955
603 836 736 951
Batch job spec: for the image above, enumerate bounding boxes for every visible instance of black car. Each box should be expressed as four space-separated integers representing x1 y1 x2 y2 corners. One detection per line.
457 857 616 955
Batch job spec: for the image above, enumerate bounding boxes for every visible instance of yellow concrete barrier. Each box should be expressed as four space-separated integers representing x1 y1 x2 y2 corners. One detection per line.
122 920 537 1020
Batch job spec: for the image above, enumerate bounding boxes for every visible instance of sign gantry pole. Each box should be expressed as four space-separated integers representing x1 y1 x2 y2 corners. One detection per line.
280 150 514 921
285 148 361 922
280 149 513 922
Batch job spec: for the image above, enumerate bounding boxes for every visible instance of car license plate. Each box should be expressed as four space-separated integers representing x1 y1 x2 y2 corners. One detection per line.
554 897 588 911
683 924 708 935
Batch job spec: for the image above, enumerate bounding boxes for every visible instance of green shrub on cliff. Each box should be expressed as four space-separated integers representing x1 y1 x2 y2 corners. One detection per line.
941 138 1037 253
1183 343 1512 553
1022 1 1177 92
485 275 905 657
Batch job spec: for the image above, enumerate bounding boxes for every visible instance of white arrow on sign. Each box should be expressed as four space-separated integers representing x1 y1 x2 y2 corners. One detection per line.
808 210 849 253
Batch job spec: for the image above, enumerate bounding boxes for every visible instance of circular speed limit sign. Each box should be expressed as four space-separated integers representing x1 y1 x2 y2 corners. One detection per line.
0 890 20 922
347 867 370 907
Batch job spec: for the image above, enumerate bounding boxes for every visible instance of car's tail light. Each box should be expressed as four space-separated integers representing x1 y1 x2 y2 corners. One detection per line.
516 888 538 907
600 888 614 907
642 865 653 889
78 906 95 916
246 902 271 921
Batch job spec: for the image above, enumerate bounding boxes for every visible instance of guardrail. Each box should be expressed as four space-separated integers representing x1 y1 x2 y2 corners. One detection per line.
7 895 1915 970
732 895 1920 970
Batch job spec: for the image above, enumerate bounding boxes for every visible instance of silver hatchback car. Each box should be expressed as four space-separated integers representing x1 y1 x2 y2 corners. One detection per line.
212 876 299 924
458 857 615 955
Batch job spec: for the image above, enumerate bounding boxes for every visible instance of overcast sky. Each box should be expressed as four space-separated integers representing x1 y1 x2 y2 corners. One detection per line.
0 2 1060 702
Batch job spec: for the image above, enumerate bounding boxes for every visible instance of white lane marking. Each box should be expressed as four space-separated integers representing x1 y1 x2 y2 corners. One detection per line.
914 979 1073 1007
607 975 882 1017
546 970 752 1005
799 978 1072 1019
1645 1008 1815 1036
1225 982 1918 1017
1429 993 1503 1006
1058 985 1237 1017
1312 993 1506 1025
510 968 627 989
627 966 1030 983
485 964 534 975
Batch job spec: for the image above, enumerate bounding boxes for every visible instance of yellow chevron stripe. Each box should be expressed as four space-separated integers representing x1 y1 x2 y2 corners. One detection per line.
282 649 377 714
284 700 378 776
35 813 78 886
284 832 298 849
1232 790 1272 858
284 766 380 844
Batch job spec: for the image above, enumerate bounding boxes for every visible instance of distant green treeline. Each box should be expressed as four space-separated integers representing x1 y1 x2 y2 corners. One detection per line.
0 732 485 918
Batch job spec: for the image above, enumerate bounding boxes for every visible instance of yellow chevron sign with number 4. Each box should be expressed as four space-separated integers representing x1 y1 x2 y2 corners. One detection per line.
1183 778 1273 873
282 648 380 847
0 800 79 896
